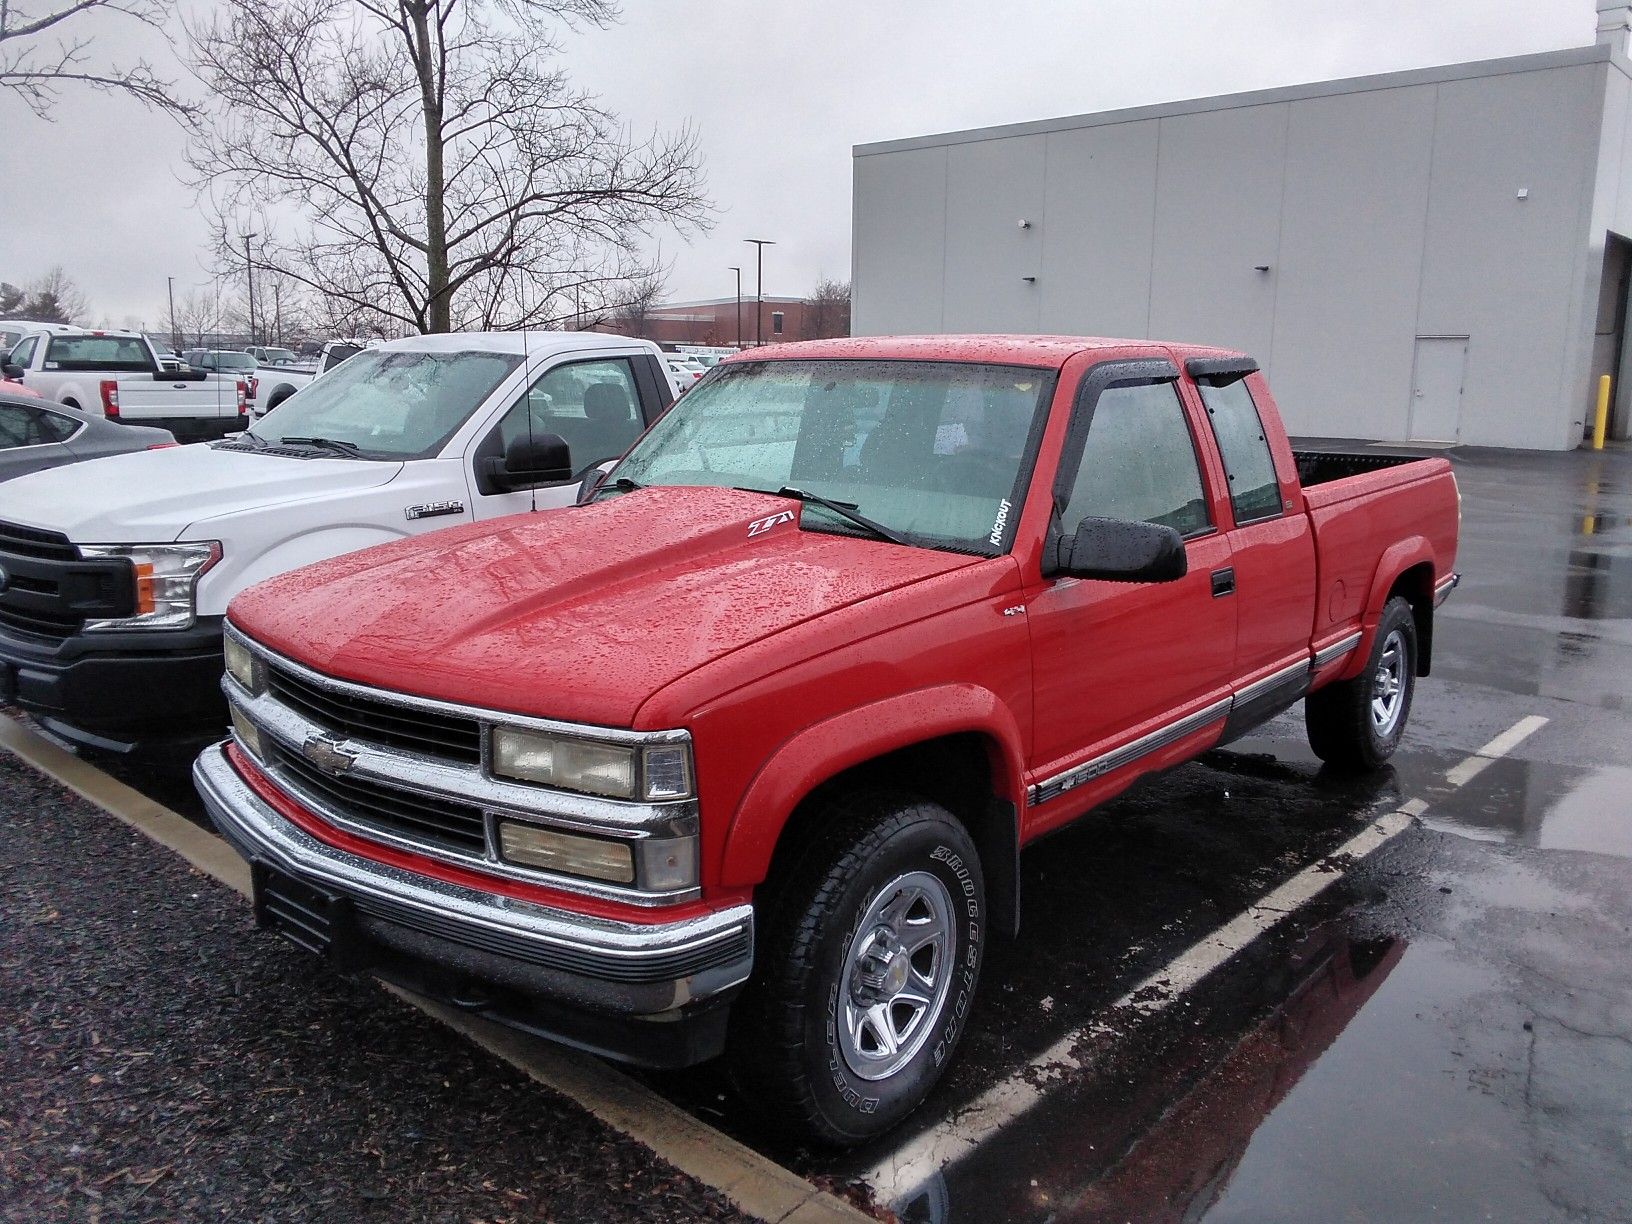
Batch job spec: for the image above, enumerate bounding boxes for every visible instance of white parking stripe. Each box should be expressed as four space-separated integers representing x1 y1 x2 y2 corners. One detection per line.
864 713 1550 1202
1444 714 1549 787
862 808 1416 1201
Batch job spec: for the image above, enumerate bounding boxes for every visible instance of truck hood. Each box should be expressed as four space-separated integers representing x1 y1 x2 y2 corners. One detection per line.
0 445 402 542
231 486 979 728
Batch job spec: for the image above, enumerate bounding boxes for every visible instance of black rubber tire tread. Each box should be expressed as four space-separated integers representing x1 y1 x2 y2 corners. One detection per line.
1306 596 1417 772
726 788 983 1147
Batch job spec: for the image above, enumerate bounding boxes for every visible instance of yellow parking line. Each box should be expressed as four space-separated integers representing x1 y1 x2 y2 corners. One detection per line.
0 714 871 1224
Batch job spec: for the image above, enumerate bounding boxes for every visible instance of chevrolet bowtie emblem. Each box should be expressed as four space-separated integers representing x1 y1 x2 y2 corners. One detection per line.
301 733 358 775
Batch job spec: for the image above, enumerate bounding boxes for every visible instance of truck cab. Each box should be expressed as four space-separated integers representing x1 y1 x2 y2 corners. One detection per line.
0 331 672 754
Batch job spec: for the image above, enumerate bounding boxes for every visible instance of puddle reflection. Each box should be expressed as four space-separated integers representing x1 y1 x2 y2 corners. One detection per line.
888 926 1406 1222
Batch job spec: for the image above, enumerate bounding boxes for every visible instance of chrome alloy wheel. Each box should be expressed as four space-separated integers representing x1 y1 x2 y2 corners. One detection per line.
1371 628 1408 737
838 870 956 1081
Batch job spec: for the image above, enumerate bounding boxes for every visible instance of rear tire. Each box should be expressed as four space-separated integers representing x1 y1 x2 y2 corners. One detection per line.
1306 596 1417 771
727 791 985 1146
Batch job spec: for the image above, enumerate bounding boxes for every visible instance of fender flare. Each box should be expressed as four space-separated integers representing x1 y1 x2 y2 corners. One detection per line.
717 683 1027 895
1349 536 1436 677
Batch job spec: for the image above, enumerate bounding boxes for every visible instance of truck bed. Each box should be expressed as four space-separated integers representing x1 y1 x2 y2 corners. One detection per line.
1292 447 1444 489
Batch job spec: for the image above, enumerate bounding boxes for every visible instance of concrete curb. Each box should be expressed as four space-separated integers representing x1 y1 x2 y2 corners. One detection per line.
0 715 873 1224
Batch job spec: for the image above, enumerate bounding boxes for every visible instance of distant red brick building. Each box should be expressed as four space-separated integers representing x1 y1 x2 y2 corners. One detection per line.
598 295 812 347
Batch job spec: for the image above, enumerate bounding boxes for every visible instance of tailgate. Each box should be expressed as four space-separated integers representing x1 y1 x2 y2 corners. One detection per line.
115 373 238 421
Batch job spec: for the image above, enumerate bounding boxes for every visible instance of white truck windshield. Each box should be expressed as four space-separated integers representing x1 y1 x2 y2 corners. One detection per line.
249 348 524 459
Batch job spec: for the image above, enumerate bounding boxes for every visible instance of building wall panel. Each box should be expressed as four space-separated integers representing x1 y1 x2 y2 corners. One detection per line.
942 136 1047 332
852 145 948 335
1037 120 1160 338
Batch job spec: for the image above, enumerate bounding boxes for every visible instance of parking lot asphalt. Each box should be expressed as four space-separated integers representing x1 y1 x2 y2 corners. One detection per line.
8 442 1632 1223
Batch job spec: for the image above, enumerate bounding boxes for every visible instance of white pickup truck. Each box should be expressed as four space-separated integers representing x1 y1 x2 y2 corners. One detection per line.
4 330 248 441
244 338 375 414
0 331 672 754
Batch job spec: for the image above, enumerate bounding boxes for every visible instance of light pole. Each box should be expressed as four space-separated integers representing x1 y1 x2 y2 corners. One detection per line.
242 231 259 346
744 239 774 346
166 276 178 350
273 282 282 345
728 266 742 349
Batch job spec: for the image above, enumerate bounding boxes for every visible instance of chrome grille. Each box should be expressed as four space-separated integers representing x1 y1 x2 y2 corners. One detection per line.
266 664 482 763
266 739 488 854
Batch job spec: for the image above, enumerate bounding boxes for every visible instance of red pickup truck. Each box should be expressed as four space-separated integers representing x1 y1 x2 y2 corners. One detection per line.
194 335 1459 1145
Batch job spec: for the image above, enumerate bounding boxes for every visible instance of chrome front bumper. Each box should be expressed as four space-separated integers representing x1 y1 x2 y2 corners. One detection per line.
193 743 754 1018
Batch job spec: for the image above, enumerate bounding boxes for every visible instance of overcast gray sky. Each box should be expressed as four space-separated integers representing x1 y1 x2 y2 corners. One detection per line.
0 0 1593 328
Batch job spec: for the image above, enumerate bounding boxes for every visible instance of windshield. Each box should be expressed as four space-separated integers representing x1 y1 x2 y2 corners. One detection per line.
606 359 1055 554
248 347 523 459
259 348 299 364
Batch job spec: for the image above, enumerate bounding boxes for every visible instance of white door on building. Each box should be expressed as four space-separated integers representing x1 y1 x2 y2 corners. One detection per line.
1408 337 1468 442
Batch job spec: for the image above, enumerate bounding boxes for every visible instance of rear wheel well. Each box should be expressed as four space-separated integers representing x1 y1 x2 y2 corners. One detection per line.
61 398 80 410
763 733 1020 937
1388 562 1435 675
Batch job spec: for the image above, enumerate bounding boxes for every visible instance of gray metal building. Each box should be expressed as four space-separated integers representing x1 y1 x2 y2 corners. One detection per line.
851 6 1632 450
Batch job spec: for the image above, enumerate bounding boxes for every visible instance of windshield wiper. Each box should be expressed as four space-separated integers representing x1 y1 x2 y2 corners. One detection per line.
768 485 910 546
278 435 364 457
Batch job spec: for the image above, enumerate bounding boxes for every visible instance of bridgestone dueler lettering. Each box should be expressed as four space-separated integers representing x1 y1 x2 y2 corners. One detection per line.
725 790 986 1145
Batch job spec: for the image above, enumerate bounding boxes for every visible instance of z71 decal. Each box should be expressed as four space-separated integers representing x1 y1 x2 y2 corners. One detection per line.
748 510 796 538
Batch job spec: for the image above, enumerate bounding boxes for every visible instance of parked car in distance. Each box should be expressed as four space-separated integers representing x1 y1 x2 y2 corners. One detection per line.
0 379 37 398
0 321 76 352
0 331 672 755
198 334 1460 1145
245 346 303 366
5 330 247 440
0 391 175 482
663 355 703 395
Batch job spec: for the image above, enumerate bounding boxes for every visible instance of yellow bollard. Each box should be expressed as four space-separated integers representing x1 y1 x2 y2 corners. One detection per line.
1593 374 1611 450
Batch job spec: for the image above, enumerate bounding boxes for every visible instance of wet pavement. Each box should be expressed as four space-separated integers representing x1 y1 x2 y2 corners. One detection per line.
17 443 1632 1222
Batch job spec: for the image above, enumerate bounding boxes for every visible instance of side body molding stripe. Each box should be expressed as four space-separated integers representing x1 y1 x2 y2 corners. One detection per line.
1028 636 1369 808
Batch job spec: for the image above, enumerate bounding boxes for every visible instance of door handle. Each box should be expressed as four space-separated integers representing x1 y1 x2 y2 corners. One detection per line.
1211 567 1236 598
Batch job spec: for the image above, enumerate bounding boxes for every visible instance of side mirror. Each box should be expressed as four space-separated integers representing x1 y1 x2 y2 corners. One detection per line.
1047 516 1187 583
481 432 572 493
1 363 22 380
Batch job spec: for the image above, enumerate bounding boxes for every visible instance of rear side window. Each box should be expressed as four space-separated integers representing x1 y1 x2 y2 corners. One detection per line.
1059 381 1211 538
1197 378 1281 524
44 335 153 372
35 409 80 443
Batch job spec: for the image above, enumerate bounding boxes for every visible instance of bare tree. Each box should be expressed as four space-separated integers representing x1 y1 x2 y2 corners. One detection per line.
603 275 663 338
803 279 850 341
172 285 228 347
1 0 189 118
186 0 711 335
13 266 89 323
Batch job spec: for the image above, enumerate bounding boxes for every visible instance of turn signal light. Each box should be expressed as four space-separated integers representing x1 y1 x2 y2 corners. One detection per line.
133 562 156 614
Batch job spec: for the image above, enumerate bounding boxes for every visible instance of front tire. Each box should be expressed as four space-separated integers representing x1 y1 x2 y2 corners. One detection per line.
727 791 985 1146
1306 596 1418 771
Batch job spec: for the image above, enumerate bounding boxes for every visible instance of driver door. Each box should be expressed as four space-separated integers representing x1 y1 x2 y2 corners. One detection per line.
469 355 654 520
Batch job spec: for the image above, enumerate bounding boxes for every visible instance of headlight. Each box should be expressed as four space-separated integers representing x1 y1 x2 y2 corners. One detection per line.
491 727 694 802
79 541 222 631
223 631 263 693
